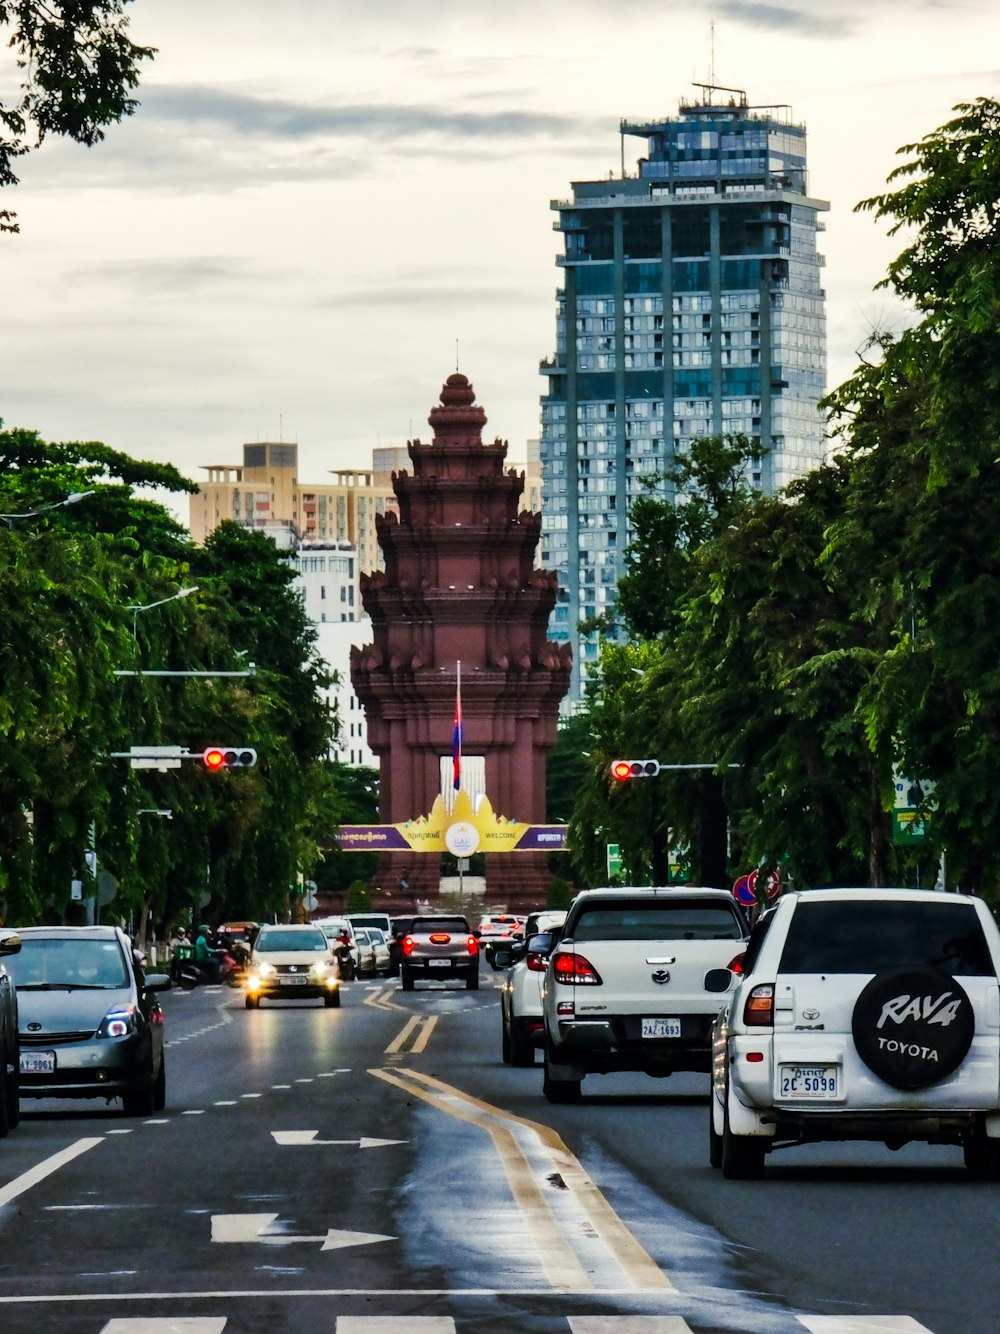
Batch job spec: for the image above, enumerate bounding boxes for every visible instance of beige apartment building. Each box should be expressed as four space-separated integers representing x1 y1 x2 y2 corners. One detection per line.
189 441 399 573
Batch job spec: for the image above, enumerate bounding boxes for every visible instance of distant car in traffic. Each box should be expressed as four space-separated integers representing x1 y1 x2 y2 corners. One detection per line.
710 887 1000 1179
541 887 748 1103
0 929 21 1135
400 915 480 991
495 910 567 1066
245 923 341 1008
314 916 359 980
8 925 170 1116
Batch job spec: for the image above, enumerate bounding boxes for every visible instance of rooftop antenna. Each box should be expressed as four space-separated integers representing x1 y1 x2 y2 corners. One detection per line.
709 19 716 92
455 338 460 372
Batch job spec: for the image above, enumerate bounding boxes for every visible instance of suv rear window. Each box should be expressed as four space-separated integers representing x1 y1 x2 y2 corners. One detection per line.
412 918 470 934
570 899 746 943
779 899 996 977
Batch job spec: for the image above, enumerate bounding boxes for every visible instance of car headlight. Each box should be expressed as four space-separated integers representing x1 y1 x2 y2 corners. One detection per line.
97 1005 139 1039
310 960 330 976
255 961 276 978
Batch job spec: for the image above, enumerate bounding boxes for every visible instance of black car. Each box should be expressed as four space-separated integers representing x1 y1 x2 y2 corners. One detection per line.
8 925 170 1116
0 929 22 1137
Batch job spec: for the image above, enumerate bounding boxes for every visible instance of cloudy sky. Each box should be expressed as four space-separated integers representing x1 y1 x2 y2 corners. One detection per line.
3 0 998 524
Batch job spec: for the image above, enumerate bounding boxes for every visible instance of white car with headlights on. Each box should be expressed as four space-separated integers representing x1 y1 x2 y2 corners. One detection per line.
540 888 748 1102
710 887 1000 1179
245 924 341 1008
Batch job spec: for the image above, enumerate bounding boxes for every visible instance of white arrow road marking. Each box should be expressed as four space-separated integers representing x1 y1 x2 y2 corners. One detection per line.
211 1214 394 1249
270 1131 406 1148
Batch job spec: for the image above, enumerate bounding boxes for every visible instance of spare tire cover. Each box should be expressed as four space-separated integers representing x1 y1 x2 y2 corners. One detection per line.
852 967 975 1090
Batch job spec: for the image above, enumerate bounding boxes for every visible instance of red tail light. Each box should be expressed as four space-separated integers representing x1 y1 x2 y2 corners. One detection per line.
743 983 774 1027
552 951 602 986
402 936 415 957
526 952 548 973
728 952 746 975
467 936 479 956
429 933 451 944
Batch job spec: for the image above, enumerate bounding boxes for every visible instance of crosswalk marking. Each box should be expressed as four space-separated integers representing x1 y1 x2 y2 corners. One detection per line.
798 1319 931 1332
336 1321 456 1332
101 1322 226 1332
569 1320 694 1332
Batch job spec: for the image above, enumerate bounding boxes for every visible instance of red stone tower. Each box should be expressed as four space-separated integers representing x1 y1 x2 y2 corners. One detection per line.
350 373 571 905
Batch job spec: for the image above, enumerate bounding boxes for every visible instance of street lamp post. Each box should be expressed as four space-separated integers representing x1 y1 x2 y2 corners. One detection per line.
0 490 95 527
126 585 199 639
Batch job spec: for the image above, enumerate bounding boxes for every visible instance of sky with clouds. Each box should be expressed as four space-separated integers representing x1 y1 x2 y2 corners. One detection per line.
3 0 999 524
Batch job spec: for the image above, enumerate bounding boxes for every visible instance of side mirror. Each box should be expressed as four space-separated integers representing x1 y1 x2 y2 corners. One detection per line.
145 973 173 992
0 932 22 957
704 967 734 994
490 948 514 970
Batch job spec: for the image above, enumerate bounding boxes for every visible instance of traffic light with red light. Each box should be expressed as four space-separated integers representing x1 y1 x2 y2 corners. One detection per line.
609 759 662 780
203 747 257 770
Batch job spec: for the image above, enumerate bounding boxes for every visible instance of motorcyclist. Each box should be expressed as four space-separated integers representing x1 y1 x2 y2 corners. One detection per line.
194 924 224 982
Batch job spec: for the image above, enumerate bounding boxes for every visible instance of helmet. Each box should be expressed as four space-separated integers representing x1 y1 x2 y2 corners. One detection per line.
198 925 211 937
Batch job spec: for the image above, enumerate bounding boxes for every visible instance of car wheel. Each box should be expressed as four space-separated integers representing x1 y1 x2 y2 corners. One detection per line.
542 1040 582 1104
245 994 259 1009
5 1047 19 1131
401 968 415 992
122 1071 155 1117
466 967 480 991
709 1096 723 1169
152 1054 166 1112
721 1090 765 1180
324 989 341 1008
964 1124 1000 1179
510 1030 535 1067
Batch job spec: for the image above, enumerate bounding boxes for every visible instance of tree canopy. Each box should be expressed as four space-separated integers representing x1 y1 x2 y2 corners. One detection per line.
0 0 154 232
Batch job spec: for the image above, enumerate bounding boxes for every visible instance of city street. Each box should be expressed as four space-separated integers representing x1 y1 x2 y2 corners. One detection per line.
0 963 990 1333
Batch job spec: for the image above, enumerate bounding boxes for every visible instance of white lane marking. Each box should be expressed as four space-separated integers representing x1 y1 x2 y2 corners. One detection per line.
272 1084 292 1089
105 1129 132 1135
569 1320 694 1332
337 1321 455 1332
144 1119 169 1125
240 1093 262 1099
295 1077 313 1083
210 1214 394 1249
798 1320 933 1333
271 1131 405 1149
213 1100 238 1106
101 1321 226 1332
0 1137 103 1209
181 1110 206 1116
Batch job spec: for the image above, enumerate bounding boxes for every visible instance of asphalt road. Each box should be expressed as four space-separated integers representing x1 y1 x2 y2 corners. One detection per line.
0 962 992 1333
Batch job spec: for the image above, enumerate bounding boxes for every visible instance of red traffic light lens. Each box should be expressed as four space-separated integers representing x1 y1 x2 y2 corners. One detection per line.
611 760 633 781
203 748 225 770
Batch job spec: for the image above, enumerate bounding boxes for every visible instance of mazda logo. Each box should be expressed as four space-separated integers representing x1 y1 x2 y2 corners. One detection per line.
651 969 671 985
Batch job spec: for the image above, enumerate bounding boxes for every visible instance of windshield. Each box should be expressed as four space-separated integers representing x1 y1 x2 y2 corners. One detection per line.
256 929 329 953
7 937 129 989
571 900 745 943
779 900 995 976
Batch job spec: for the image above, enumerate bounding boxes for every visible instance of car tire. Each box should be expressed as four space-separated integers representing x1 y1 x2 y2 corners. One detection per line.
245 994 259 1009
709 1097 723 1169
5 1049 19 1131
542 1040 582 1104
466 968 480 991
508 1018 535 1067
152 1054 166 1112
401 968 415 992
720 1090 765 1180
122 1071 155 1117
324 989 341 1008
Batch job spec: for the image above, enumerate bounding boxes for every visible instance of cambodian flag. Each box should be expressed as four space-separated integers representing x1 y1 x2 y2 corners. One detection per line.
452 663 463 791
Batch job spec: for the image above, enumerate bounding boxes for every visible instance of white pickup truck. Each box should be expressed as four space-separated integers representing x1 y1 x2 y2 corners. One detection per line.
540 887 748 1102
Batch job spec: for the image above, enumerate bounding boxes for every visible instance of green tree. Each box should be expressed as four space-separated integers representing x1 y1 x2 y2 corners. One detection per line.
1 0 155 232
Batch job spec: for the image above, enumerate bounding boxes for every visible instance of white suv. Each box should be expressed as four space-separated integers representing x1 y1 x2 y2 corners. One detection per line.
710 887 1000 1179
540 887 748 1102
496 910 567 1067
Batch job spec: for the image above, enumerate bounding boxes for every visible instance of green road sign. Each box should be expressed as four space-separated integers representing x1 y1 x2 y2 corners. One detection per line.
607 843 623 878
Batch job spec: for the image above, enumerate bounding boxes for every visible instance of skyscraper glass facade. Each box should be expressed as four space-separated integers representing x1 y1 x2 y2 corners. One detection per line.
540 88 828 697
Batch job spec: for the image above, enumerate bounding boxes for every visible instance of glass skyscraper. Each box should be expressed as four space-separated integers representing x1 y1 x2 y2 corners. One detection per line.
539 85 828 698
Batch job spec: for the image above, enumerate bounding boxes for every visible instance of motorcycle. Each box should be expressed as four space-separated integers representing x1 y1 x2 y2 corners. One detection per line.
174 948 238 990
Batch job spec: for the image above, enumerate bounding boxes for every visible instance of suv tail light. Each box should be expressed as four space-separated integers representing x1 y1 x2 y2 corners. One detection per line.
552 951 602 986
744 983 774 1027
526 951 548 973
728 952 746 975
402 936 415 957
467 936 479 956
